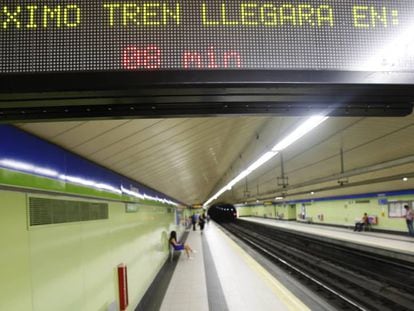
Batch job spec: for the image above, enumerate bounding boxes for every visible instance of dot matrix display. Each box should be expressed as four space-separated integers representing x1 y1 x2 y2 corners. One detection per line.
1 1 414 73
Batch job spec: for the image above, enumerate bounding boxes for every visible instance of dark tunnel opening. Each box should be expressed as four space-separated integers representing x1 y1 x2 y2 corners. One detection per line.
208 203 237 223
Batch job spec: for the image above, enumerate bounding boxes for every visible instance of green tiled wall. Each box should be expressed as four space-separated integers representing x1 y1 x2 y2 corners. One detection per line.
238 194 412 233
0 189 178 311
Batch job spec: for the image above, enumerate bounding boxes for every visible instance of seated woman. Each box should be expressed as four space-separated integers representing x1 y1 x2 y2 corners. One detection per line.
169 231 195 259
354 213 369 232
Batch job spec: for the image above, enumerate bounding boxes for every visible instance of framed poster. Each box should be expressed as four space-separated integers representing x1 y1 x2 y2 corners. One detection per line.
388 201 409 218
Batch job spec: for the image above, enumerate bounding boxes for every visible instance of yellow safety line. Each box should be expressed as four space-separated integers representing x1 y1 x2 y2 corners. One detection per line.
215 225 311 311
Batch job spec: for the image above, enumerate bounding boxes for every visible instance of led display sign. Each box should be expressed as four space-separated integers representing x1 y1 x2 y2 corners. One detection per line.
1 0 414 74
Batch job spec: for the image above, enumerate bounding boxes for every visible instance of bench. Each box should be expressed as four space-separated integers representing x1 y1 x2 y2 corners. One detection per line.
297 217 312 223
275 213 284 220
354 216 377 232
169 244 183 262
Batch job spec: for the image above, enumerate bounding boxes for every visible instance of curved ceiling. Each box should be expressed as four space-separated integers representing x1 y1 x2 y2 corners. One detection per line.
17 113 414 205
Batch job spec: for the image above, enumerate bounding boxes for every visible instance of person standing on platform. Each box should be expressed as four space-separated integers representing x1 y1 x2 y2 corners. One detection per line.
199 212 206 233
403 205 414 237
187 216 192 230
191 213 197 231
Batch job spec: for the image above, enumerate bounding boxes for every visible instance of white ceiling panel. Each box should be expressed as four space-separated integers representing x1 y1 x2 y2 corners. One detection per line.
17 117 268 204
220 114 414 203
17 113 414 205
18 121 85 139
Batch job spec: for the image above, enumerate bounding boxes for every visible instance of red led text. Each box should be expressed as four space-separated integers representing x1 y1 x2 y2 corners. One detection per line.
122 45 242 69
183 47 241 68
122 45 161 69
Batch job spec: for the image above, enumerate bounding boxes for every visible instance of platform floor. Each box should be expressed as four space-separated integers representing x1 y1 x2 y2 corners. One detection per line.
242 217 414 256
160 222 309 311
158 218 414 311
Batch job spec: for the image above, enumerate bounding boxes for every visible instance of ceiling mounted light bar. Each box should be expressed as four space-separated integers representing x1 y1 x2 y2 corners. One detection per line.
272 115 328 152
203 115 328 207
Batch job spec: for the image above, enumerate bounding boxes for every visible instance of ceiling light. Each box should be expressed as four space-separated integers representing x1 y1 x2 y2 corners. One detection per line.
0 158 59 177
403 177 408 181
275 197 284 200
203 115 328 207
272 115 328 152
246 151 278 172
310 191 315 195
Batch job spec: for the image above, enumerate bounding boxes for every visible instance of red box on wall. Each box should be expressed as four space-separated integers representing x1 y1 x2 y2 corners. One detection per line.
117 264 129 311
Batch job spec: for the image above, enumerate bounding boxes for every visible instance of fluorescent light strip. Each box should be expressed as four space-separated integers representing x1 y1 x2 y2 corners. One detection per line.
203 115 328 207
0 159 59 177
0 159 178 206
272 115 328 152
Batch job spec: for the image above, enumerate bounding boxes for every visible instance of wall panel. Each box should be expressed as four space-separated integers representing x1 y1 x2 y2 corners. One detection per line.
0 191 32 311
0 189 175 311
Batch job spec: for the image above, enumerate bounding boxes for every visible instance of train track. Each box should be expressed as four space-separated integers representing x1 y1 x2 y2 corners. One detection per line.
220 220 414 311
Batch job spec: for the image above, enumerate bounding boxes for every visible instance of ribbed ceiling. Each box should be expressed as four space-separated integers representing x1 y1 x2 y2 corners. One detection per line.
17 117 270 204
17 113 414 205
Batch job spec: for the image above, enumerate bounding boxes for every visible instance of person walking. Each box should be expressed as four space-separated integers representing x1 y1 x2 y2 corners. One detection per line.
404 205 414 237
199 212 206 233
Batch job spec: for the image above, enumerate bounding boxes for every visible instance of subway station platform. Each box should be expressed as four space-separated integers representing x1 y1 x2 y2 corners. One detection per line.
242 217 414 263
158 222 311 311
144 217 414 311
